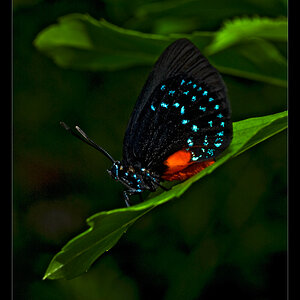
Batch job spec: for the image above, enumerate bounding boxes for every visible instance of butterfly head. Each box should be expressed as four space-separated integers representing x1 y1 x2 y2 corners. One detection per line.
108 162 155 193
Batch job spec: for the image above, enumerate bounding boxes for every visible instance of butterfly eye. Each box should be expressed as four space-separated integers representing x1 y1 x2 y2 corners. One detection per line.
111 164 119 179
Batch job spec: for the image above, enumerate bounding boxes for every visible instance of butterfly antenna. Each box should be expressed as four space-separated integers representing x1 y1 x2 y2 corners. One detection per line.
60 121 116 163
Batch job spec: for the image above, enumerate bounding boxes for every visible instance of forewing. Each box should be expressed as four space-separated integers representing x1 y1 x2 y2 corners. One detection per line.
122 39 232 175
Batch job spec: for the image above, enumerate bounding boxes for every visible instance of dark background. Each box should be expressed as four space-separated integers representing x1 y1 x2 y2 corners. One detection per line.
13 0 287 299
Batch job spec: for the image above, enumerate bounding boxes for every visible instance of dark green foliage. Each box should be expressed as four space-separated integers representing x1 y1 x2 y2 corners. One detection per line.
14 0 287 299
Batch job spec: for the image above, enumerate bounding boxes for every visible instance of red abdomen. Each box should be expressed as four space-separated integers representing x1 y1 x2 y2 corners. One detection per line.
162 149 215 181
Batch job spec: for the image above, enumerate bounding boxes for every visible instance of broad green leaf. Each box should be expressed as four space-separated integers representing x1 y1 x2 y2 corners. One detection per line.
33 14 171 71
43 110 287 280
209 38 287 87
205 17 287 55
34 14 287 86
204 17 287 87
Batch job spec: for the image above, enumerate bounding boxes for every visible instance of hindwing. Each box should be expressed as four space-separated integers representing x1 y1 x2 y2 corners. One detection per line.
122 39 232 177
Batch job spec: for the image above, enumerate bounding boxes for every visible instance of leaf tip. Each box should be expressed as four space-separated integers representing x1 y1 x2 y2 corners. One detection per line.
42 273 49 280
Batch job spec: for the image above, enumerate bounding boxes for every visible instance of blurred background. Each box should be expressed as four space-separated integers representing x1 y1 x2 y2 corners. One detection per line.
13 0 287 299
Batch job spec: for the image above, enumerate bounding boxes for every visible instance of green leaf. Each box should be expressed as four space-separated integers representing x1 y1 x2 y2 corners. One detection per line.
34 14 287 86
208 38 287 87
33 13 175 71
43 110 287 280
205 16 287 55
203 17 287 87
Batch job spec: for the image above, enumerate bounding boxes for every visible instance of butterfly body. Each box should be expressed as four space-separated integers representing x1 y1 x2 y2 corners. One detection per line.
107 161 163 206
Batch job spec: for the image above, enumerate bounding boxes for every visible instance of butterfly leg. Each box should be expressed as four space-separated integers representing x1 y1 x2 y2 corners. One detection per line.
149 176 171 191
147 180 170 193
123 189 141 207
123 191 132 207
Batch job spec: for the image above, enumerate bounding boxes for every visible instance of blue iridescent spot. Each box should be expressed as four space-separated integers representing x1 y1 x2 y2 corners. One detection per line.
214 105 220 110
192 125 199 132
151 104 156 111
182 119 190 124
208 120 213 127
199 106 206 111
193 84 197 88
161 85 166 91
169 90 175 96
220 122 225 127
209 97 214 102
192 156 202 161
191 96 197 102
215 138 223 146
183 91 189 95
216 131 224 136
133 174 137 178
197 87 202 91
136 189 142 193
203 135 209 146
207 149 215 156
181 106 185 115
203 91 208 96
173 102 180 107
187 80 192 85
181 79 185 85
161 102 168 108
217 113 223 118
187 138 194 146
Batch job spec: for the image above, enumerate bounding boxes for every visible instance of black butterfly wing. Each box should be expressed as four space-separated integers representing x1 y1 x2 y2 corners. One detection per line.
122 39 232 176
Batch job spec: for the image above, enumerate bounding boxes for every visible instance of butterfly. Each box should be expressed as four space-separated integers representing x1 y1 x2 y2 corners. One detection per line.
61 38 233 207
